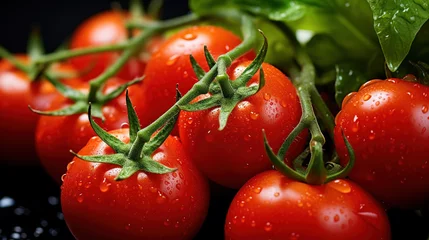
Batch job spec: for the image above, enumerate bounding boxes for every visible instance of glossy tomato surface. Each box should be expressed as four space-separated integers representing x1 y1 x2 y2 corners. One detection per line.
0 57 80 165
334 79 429 208
61 129 209 240
35 78 142 182
69 11 145 81
178 62 307 189
135 25 255 130
225 170 391 240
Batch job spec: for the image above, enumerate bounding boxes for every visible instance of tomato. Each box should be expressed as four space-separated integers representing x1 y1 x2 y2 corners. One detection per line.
178 62 307 189
0 56 80 165
69 11 155 81
135 25 255 131
61 128 209 240
225 170 391 240
35 78 142 182
334 78 429 208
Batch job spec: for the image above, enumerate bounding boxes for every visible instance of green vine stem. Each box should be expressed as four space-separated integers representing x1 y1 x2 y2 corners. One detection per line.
264 46 355 185
0 47 30 72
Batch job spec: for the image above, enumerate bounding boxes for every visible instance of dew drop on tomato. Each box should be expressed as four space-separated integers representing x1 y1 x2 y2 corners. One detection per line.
250 111 259 120
182 33 196 40
263 93 271 101
166 55 179 66
76 194 84 203
99 178 111 193
329 179 352 193
253 187 262 194
264 222 272 232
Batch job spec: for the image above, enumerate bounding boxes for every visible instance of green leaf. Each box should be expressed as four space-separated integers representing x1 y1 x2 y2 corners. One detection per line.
29 101 87 116
232 31 268 88
43 73 86 101
190 54 206 80
87 104 129 153
204 46 216 68
72 152 127 165
179 94 222 112
142 113 179 155
125 91 141 143
367 0 429 71
334 64 368 107
99 77 143 103
141 156 176 174
27 27 45 60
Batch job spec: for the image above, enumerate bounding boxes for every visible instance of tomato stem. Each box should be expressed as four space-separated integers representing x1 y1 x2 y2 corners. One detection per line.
0 47 30 72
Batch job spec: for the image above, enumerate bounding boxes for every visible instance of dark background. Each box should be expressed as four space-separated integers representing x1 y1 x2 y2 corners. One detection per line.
0 1 428 240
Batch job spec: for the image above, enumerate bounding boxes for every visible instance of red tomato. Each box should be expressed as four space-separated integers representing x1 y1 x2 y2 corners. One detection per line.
70 11 151 81
61 128 209 240
178 62 307 189
35 78 143 182
225 170 391 240
0 57 80 165
135 25 255 131
334 78 429 208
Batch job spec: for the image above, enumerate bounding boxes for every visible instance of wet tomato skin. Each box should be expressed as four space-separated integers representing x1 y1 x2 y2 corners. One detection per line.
0 56 80 165
334 78 429 208
136 25 255 131
178 62 307 189
69 11 146 81
225 170 391 240
61 129 209 240
35 78 143 182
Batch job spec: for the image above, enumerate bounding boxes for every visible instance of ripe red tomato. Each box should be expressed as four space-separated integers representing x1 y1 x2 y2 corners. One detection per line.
178 62 307 189
69 11 152 81
334 78 429 208
0 56 80 165
35 78 143 182
135 25 255 130
225 170 391 240
61 128 209 240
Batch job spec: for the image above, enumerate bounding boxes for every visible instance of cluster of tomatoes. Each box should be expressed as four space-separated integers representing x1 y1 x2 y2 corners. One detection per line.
1 5 429 240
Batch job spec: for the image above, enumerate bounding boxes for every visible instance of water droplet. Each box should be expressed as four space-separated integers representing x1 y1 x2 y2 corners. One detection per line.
100 178 111 192
232 215 238 224
264 222 272 232
422 105 428 114
121 122 129 129
183 71 189 78
244 134 252 141
61 174 66 182
182 33 196 40
78 181 83 187
239 201 245 207
150 187 157 193
263 93 271 101
187 117 193 124
125 224 131 230
157 193 167 204
334 214 340 222
241 216 246 223
251 220 256 227
281 100 288 108
330 179 351 193
66 161 74 171
176 184 181 190
253 187 262 194
274 192 280 197
297 200 303 207
250 111 259 120
205 130 214 142
324 216 329 221
164 219 170 226
76 194 84 203
246 196 253 202
352 121 359 133
369 130 376 140
375 101 380 106
290 232 300 240
422 127 427 134
363 94 372 101
166 55 179 66
85 182 91 189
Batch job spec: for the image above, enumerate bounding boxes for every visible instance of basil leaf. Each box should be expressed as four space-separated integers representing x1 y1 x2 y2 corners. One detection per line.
335 64 368 106
367 0 429 72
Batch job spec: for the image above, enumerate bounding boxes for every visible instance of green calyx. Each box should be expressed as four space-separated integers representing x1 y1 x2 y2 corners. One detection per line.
263 46 355 185
72 90 179 180
409 61 429 86
179 30 268 130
